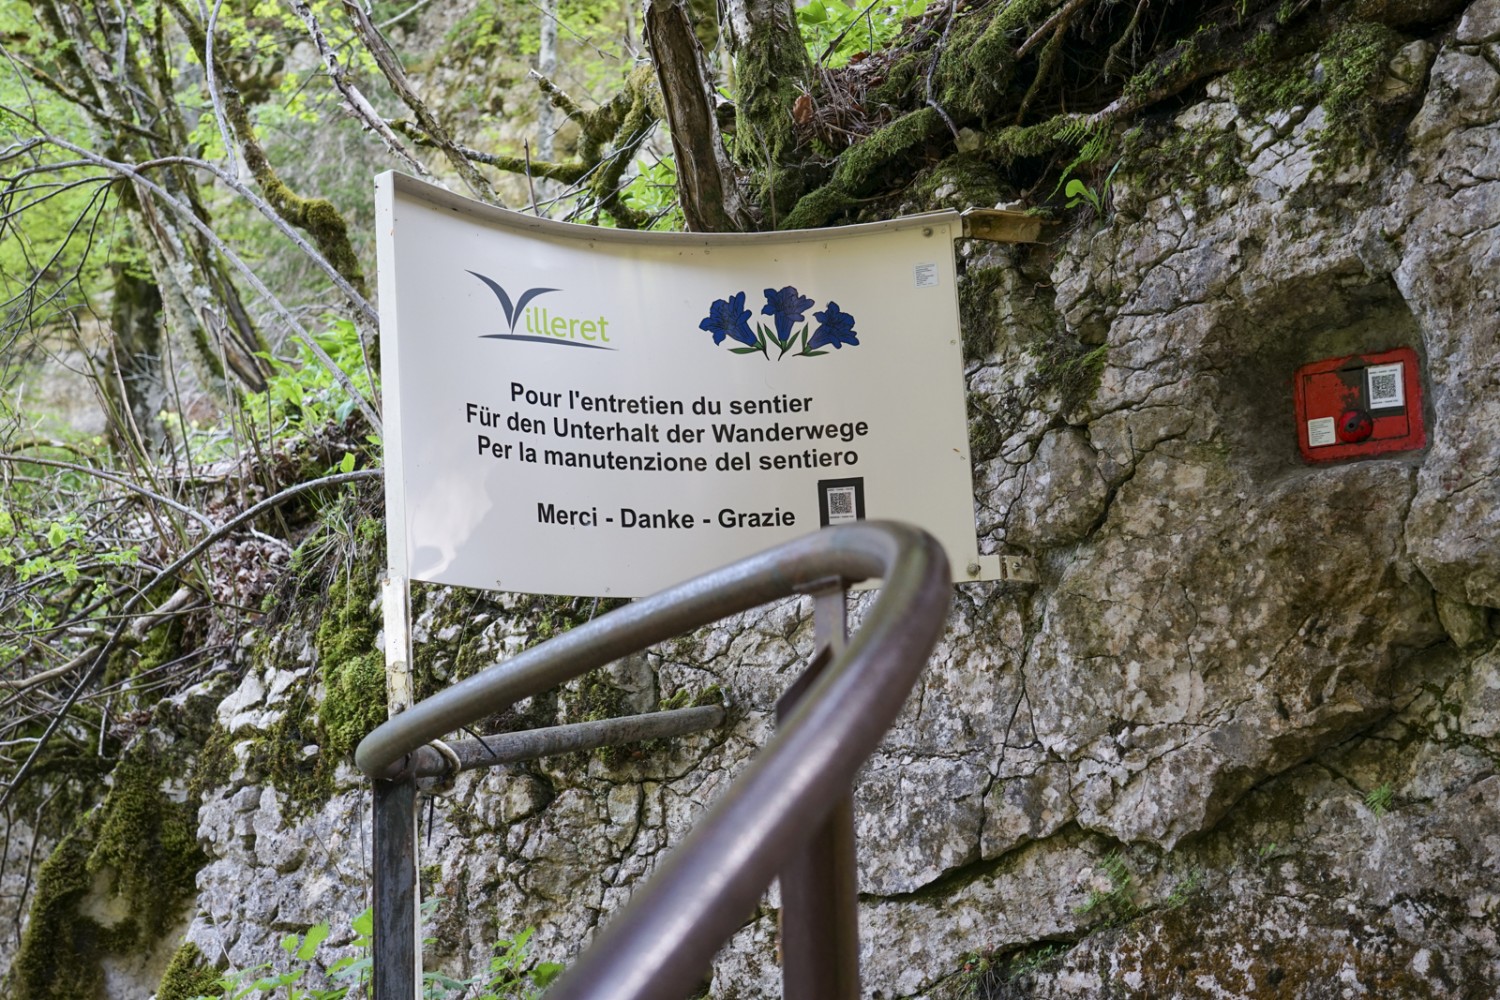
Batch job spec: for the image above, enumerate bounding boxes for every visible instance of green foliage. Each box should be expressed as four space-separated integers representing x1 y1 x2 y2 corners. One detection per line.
252 318 380 452
1163 866 1204 909
1063 162 1120 216
1006 942 1068 978
1049 123 1120 216
620 156 685 231
186 905 562 1000
0 500 140 664
798 0 932 69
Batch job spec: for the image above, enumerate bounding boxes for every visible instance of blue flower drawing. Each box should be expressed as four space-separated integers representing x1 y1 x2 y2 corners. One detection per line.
696 286 859 360
698 291 757 347
762 286 814 347
809 302 859 350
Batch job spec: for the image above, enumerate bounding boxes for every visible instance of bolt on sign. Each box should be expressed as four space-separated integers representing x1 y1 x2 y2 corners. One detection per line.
375 172 1002 597
1293 347 1426 464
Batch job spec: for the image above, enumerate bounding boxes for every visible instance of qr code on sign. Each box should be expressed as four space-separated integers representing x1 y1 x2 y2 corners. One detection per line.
1367 363 1404 408
819 477 865 527
826 487 857 522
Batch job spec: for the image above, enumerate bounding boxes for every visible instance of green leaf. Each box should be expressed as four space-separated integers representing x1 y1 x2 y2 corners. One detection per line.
351 906 374 938
297 920 331 960
532 962 565 986
338 452 356 474
1064 179 1089 199
730 347 761 354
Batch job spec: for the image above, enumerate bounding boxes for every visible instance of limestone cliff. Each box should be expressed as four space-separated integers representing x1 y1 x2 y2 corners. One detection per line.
7 3 1499 998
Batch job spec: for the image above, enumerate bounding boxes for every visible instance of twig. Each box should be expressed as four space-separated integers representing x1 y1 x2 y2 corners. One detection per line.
290 0 430 177
0 452 213 527
389 119 590 183
924 0 962 142
1018 0 1089 58
339 0 498 204
816 0 885 66
40 139 383 430
376 0 438 30
198 0 239 182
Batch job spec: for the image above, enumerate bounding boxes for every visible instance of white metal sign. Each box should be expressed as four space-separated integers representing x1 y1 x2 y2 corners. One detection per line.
376 172 998 596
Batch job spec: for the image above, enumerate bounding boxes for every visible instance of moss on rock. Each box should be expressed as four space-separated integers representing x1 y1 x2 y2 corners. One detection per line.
11 740 206 1000
10 824 109 1000
315 568 388 760
87 746 205 939
156 942 223 1000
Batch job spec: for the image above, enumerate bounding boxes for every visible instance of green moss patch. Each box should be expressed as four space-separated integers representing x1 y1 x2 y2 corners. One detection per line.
11 824 110 1000
314 567 388 761
11 740 206 1000
88 748 205 939
156 942 223 1000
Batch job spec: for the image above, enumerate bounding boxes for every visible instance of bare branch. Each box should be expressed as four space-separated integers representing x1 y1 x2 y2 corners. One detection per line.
339 0 499 204
289 0 430 178
197 0 239 182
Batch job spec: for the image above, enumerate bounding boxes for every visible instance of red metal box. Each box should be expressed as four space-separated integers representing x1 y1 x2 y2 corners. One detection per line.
1294 347 1426 463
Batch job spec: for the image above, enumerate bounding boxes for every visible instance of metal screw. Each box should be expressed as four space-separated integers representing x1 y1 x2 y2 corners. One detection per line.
966 562 980 576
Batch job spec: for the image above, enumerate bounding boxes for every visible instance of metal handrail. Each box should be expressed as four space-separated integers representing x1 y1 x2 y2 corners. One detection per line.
357 521 952 999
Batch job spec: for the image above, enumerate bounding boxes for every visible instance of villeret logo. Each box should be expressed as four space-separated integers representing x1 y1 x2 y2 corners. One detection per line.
467 271 615 350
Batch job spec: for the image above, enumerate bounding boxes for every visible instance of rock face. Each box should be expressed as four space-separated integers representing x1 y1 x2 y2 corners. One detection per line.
19 6 1495 999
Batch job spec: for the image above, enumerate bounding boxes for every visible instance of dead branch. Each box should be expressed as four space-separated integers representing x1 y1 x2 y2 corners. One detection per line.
289 0 430 178
340 0 500 204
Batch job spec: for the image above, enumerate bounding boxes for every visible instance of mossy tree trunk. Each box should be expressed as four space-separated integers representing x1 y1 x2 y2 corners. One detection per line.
723 0 815 226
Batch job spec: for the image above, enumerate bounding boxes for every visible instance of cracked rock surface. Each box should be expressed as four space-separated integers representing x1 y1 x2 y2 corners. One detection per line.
157 10 1500 999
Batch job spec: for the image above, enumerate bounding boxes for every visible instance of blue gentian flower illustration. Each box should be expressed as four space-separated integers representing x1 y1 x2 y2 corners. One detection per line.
808 302 860 350
761 286 814 346
699 291 757 347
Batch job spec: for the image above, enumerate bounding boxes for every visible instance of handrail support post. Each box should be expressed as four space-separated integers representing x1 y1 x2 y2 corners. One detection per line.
372 776 420 1000
778 582 861 1000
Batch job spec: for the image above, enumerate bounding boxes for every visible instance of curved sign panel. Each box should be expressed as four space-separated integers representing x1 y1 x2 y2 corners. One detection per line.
376 172 997 596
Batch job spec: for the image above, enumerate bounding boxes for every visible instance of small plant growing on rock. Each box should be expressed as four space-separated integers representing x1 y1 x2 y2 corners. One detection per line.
1364 782 1393 818
1075 850 1138 923
186 904 561 1000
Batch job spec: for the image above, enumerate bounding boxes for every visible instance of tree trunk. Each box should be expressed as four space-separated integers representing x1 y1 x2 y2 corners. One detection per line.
645 0 758 232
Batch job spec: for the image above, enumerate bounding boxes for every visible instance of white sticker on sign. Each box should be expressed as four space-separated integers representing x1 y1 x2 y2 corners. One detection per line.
914 263 938 288
1307 416 1337 447
1367 362 1404 408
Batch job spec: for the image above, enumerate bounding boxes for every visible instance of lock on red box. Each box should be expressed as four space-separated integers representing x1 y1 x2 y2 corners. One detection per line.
1293 347 1426 463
